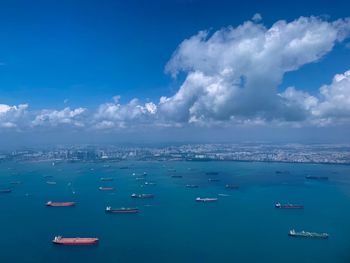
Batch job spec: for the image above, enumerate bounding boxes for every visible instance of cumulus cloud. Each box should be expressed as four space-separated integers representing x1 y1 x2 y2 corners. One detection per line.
163 16 350 124
0 104 28 129
1 16 350 132
93 96 157 129
32 107 87 127
252 13 262 23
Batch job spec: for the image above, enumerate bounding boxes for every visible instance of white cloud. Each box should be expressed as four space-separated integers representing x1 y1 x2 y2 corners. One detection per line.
0 104 28 129
276 69 350 126
93 96 157 129
32 107 87 127
162 16 350 124
313 70 350 119
252 13 262 23
1 16 350 132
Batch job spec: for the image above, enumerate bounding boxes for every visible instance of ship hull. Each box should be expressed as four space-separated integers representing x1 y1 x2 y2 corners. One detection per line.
53 238 98 245
106 209 139 213
196 198 218 202
47 202 76 207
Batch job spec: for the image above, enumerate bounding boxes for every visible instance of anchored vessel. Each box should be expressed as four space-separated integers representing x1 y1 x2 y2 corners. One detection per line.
275 203 304 209
53 236 99 245
99 187 114 191
46 201 76 207
105 206 139 213
196 197 218 202
305 176 328 180
288 229 329 239
225 184 240 189
131 193 154 199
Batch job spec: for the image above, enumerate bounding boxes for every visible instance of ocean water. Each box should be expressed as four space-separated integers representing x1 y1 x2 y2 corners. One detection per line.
0 160 350 263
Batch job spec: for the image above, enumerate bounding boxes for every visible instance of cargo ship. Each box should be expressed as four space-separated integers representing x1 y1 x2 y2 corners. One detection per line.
275 203 304 209
98 187 114 191
225 184 240 189
46 201 76 207
305 176 328 180
105 206 139 213
186 184 199 188
100 177 113 181
288 229 329 239
52 236 99 245
196 197 218 202
131 193 154 199
0 189 12 194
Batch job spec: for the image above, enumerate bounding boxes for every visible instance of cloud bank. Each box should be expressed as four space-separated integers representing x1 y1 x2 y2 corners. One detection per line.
1 16 350 132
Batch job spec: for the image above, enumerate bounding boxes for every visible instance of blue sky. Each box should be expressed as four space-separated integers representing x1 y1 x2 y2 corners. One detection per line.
0 0 349 108
0 0 350 145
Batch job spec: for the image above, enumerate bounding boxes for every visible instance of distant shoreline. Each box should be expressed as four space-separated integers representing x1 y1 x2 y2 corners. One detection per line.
3 158 349 166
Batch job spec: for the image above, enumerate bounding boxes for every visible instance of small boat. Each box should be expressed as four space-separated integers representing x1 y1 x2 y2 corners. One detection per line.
46 201 76 207
208 178 220 182
196 197 218 202
46 181 57 185
100 177 113 181
99 187 114 191
0 189 12 194
105 206 139 213
171 175 183 178
131 193 154 199
186 184 199 188
288 229 329 239
225 184 240 189
305 176 328 180
275 203 304 209
52 236 99 245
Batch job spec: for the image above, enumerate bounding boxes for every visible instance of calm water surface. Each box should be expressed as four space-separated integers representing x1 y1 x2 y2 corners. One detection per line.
0 161 349 263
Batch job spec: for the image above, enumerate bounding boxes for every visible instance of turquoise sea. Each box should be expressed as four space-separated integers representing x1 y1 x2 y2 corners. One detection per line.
0 160 350 263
